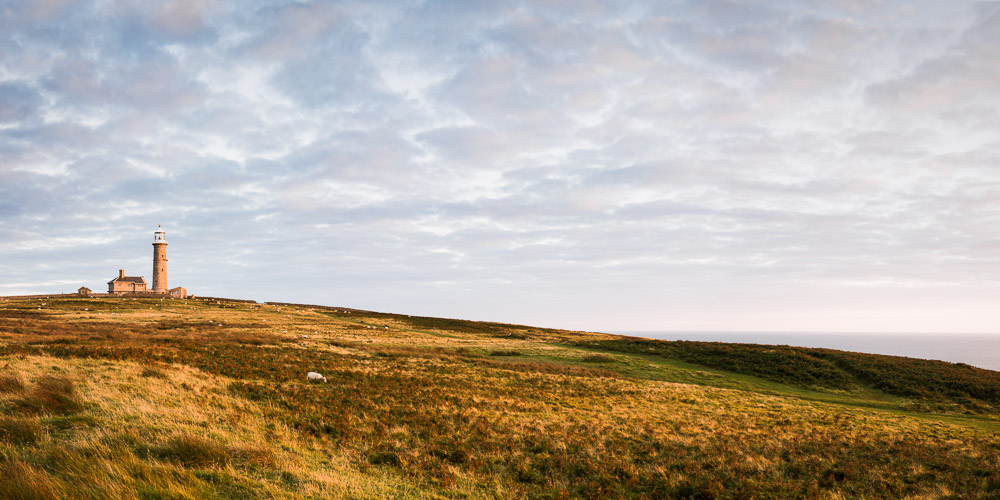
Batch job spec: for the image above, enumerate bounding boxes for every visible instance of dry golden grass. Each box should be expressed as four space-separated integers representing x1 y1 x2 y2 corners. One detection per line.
0 297 998 498
0 373 25 393
0 354 453 498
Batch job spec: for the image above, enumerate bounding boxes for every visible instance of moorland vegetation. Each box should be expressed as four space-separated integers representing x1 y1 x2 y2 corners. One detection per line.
0 297 998 498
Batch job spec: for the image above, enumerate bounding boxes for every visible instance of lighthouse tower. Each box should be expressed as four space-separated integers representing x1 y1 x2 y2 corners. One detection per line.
152 224 168 293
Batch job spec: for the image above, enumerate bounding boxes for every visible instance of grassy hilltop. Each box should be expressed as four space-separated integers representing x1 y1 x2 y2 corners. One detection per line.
1 297 999 498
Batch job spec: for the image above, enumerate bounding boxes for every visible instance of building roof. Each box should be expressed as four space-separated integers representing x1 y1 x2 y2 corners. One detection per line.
109 276 146 284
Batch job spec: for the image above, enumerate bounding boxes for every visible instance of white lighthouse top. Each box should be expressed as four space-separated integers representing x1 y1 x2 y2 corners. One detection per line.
153 224 167 244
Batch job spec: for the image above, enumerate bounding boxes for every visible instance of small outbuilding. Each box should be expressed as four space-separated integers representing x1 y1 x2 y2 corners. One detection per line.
77 287 91 297
168 287 188 299
108 269 147 294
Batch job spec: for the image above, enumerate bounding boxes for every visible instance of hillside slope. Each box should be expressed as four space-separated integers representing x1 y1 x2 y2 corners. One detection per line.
581 337 1000 414
1 297 998 498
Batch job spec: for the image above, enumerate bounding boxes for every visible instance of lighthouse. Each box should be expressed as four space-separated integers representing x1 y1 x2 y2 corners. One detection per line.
152 224 168 293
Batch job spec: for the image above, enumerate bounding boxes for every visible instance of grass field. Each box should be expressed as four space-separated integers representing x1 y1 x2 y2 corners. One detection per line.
1 296 998 498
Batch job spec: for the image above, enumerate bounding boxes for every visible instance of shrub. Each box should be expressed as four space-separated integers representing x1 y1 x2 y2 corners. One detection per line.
582 354 615 363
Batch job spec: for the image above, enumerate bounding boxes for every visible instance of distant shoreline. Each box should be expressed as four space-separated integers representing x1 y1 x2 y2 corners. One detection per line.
620 331 1000 372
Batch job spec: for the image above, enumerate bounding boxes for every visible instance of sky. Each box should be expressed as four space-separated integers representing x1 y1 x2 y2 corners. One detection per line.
1 0 999 334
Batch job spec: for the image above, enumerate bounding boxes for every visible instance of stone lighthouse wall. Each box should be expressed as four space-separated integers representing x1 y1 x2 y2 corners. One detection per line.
152 243 168 293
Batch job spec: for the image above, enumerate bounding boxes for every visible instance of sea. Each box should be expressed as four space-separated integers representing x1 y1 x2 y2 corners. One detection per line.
618 332 1000 372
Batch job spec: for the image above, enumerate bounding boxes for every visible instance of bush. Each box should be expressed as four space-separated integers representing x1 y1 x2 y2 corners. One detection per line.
582 354 615 363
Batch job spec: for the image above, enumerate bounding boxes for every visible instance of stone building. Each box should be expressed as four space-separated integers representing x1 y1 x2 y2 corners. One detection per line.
152 225 168 293
103 225 188 298
108 269 147 294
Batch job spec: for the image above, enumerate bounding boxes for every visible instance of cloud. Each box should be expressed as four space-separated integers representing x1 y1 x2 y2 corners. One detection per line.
0 81 44 123
151 0 215 39
1 1 999 333
865 4 1000 119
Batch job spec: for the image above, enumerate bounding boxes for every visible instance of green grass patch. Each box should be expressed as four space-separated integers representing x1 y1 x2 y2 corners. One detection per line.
578 337 1000 415
581 353 615 363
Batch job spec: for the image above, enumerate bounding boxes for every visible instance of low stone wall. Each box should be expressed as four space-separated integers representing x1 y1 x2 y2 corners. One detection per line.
1 292 174 301
107 292 172 298
193 296 259 304
0 293 270 305
0 293 81 300
263 301 361 313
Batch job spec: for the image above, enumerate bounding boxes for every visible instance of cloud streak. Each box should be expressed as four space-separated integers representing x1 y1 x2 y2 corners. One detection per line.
2 0 999 333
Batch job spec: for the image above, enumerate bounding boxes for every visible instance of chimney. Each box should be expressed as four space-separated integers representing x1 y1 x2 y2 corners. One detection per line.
119 269 125 279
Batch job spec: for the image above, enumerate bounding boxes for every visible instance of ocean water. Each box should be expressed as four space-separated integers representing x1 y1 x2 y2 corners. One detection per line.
618 332 1000 372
